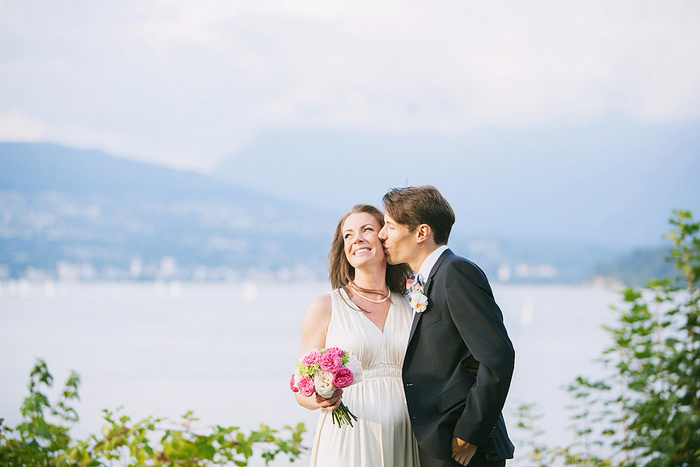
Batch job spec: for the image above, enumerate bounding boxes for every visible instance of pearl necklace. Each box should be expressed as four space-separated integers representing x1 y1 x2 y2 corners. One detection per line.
349 281 390 304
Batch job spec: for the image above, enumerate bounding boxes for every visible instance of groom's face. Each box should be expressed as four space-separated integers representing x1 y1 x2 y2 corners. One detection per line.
378 213 418 266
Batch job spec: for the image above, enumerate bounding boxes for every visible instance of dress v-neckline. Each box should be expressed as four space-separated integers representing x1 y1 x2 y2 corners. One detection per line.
339 289 393 335
365 298 393 335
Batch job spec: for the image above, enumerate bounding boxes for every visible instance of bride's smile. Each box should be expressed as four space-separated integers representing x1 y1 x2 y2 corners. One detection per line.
342 212 386 269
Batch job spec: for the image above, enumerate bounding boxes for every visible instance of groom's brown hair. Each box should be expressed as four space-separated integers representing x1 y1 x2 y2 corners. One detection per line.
382 185 455 245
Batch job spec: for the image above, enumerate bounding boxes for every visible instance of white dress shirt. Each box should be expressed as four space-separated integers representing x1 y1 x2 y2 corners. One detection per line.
417 244 449 282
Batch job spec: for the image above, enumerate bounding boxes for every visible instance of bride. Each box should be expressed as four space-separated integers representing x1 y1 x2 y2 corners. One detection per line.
294 204 421 467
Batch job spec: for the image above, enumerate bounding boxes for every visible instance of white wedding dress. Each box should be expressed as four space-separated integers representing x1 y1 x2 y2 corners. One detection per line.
309 289 421 467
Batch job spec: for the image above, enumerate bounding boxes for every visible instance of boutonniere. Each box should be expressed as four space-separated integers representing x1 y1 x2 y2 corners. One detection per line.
406 276 428 313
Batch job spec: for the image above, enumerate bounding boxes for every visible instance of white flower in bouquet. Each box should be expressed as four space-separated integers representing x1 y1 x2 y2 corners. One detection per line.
314 370 336 398
345 355 363 383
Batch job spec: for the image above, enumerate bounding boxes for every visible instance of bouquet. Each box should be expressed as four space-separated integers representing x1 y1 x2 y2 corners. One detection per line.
290 347 363 427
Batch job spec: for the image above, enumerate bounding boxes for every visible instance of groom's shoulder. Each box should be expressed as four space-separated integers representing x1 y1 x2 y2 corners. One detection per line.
442 250 490 284
442 249 481 271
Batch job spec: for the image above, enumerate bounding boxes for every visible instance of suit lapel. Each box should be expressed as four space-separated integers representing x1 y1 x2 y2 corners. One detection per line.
406 248 453 346
423 247 452 297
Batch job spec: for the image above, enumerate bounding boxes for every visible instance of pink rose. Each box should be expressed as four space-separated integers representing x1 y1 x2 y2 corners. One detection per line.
290 375 299 393
325 347 345 357
301 349 322 366
332 368 354 389
297 376 315 397
319 352 342 372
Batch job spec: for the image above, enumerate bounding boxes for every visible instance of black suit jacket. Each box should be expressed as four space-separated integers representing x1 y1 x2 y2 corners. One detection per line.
402 249 515 462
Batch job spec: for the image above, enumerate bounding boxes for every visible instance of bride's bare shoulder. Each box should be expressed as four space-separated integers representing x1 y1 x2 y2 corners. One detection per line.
305 293 332 320
300 293 333 345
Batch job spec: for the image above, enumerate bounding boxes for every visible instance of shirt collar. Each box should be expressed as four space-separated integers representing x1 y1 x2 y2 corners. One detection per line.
417 244 449 280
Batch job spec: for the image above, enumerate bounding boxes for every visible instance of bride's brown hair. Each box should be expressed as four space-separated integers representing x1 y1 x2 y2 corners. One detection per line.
328 204 411 294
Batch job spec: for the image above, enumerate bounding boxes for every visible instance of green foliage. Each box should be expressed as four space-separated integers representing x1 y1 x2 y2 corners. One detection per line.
0 360 306 466
608 210 700 465
514 210 700 466
554 377 614 466
0 359 80 466
514 403 547 467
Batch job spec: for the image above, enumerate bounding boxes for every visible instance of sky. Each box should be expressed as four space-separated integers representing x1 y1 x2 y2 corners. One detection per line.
1 1 700 172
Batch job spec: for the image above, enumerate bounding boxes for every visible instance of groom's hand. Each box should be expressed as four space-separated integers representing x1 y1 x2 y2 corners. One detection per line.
316 389 343 411
451 437 477 466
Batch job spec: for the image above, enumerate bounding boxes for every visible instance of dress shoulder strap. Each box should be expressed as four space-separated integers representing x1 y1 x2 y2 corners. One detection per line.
326 288 359 343
330 287 349 311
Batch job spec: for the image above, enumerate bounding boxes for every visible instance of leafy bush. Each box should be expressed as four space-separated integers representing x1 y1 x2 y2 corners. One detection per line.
515 210 700 466
0 360 306 466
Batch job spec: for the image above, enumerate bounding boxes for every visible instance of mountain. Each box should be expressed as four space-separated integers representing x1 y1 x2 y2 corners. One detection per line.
214 119 700 249
2 136 694 284
593 246 675 286
1 142 262 201
0 142 335 281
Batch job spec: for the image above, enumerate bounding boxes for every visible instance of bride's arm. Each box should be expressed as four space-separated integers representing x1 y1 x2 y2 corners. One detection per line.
294 294 343 411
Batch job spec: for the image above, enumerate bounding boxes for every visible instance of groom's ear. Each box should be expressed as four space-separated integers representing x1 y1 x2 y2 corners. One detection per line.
415 224 432 244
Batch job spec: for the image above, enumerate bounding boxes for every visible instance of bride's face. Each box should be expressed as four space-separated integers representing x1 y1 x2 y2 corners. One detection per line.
342 212 386 269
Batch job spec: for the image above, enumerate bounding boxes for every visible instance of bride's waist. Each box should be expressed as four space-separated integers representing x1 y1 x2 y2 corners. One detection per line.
362 364 402 380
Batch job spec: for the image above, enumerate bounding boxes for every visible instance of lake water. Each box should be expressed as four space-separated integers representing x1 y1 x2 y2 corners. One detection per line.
0 280 622 465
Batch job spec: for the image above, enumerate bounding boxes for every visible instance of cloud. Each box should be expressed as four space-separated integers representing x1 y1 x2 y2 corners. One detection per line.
0 110 46 141
1 0 699 169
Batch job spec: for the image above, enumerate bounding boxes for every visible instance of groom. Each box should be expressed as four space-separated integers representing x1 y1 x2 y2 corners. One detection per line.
379 186 515 467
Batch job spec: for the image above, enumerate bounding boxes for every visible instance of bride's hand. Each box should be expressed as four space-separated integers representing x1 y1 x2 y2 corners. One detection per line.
316 389 343 411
